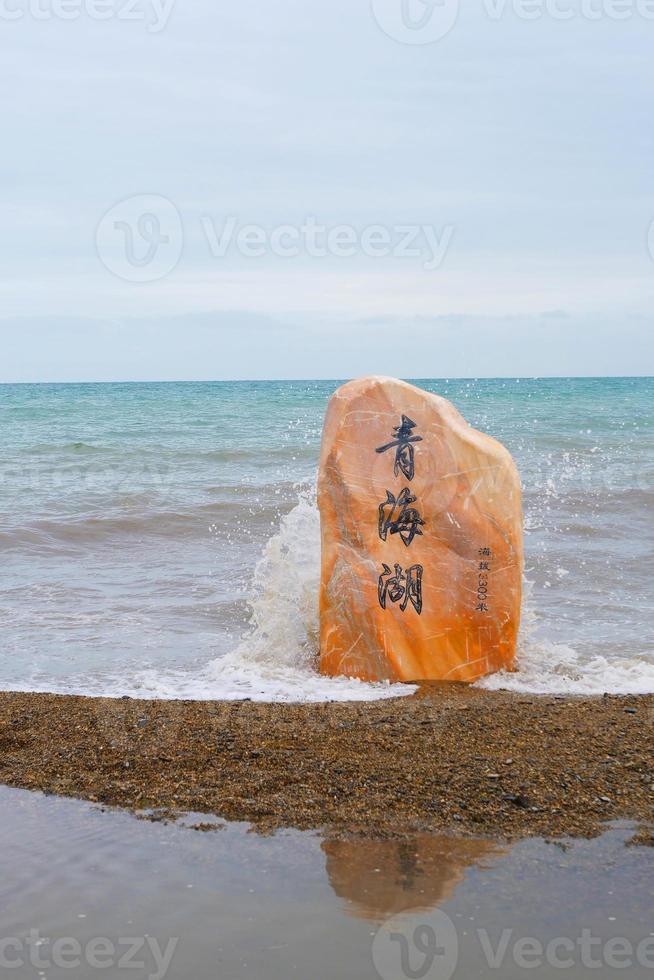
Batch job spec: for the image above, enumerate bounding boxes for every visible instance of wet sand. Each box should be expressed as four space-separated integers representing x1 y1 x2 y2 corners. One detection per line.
0 687 651 841
2 785 654 980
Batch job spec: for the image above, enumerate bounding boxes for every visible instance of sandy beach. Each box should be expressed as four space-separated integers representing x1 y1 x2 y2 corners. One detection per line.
1 687 651 842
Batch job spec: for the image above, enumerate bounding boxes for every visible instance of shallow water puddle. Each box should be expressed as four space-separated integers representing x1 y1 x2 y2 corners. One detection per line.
0 786 652 979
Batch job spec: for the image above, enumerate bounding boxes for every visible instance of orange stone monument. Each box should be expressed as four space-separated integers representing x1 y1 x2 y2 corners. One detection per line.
318 376 523 683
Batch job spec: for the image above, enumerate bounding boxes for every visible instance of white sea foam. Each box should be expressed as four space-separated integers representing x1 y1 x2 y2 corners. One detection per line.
117 492 415 702
478 578 654 695
216 495 654 700
12 492 413 703
6 494 654 701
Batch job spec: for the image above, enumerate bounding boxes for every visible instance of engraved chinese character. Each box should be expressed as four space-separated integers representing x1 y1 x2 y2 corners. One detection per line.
378 487 425 547
375 415 422 481
378 562 423 614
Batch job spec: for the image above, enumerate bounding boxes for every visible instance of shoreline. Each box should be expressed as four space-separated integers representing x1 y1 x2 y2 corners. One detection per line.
0 687 651 841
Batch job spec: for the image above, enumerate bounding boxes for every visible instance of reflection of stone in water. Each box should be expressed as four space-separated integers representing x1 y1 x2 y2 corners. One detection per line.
323 834 505 922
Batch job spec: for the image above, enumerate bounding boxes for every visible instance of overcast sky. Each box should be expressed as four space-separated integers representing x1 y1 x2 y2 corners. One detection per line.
1 0 653 380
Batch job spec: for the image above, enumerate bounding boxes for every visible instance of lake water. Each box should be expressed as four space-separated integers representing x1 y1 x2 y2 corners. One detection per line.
0 377 652 700
1 786 653 979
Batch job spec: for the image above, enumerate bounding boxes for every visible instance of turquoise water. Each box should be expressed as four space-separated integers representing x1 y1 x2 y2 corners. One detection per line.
0 377 652 698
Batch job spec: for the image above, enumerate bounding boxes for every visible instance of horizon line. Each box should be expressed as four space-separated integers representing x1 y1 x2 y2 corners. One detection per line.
0 374 652 386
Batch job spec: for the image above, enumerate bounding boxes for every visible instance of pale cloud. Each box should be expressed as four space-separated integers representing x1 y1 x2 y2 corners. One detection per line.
1 312 650 382
0 0 653 378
